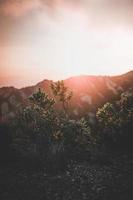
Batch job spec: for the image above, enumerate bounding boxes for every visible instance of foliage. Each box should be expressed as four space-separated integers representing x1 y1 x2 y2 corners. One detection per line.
51 80 73 117
14 85 94 168
15 88 57 158
96 89 133 145
29 88 55 112
54 118 93 160
61 118 91 146
22 88 55 131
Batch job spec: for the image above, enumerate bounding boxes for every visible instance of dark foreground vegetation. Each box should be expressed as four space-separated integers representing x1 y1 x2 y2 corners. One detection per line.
0 81 133 200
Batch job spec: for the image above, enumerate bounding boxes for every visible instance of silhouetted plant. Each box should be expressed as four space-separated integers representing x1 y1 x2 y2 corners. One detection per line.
51 80 73 117
29 88 55 113
16 88 56 158
14 87 94 170
56 118 93 160
96 88 133 147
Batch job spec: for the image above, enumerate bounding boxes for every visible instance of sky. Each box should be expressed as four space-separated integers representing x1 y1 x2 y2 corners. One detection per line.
0 0 133 88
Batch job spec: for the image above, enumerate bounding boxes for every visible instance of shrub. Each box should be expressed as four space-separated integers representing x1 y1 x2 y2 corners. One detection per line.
15 88 56 159
51 80 73 117
96 88 133 148
14 86 93 171
58 118 92 159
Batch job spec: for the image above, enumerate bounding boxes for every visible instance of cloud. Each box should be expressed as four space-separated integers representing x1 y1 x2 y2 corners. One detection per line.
0 0 133 28
0 0 42 17
78 0 133 28
0 0 66 18
0 0 133 16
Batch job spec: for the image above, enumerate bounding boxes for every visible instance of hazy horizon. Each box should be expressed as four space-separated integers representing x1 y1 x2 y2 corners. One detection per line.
0 69 133 89
0 0 133 88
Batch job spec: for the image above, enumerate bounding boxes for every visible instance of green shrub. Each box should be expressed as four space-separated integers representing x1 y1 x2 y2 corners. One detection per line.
51 80 73 117
96 89 133 148
15 88 56 158
58 118 92 159
14 86 94 170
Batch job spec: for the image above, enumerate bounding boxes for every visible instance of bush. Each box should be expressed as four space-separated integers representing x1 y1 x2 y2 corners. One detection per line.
15 88 56 159
13 86 94 171
96 88 133 149
58 118 93 159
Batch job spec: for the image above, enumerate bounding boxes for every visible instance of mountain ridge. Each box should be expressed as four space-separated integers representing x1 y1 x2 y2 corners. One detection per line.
0 71 133 121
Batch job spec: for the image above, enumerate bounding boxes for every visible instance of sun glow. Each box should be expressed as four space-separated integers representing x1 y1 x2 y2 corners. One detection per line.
0 4 133 88
43 7 133 78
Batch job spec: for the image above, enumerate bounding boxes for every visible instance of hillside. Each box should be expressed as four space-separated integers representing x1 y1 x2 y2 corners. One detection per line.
0 71 133 121
0 71 133 200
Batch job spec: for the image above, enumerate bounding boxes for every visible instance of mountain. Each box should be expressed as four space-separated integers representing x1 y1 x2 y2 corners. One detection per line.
0 71 133 122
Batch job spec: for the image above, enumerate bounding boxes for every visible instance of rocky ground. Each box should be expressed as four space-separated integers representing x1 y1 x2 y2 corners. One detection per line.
0 154 133 200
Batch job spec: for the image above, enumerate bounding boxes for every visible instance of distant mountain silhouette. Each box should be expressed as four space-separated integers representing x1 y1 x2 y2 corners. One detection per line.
0 71 133 121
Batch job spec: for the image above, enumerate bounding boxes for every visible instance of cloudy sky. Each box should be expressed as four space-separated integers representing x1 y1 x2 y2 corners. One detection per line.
0 0 133 88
